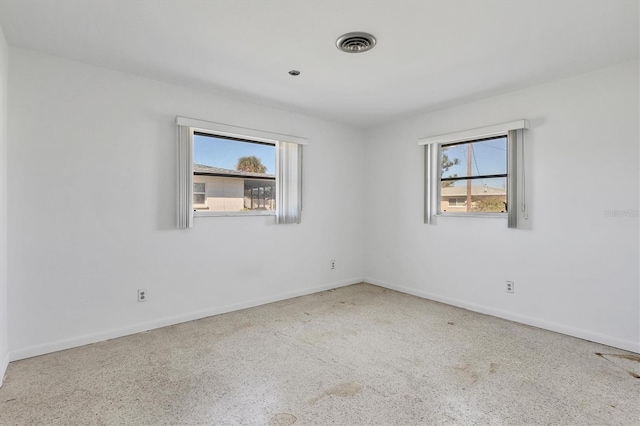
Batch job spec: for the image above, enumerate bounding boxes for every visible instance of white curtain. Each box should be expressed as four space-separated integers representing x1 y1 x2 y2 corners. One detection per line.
423 143 439 224
177 125 193 229
507 130 519 229
276 141 303 224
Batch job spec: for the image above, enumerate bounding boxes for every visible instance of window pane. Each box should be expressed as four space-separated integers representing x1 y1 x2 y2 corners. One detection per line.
193 134 275 173
193 193 206 204
193 133 276 212
243 179 275 211
441 137 507 179
440 177 507 213
193 183 205 193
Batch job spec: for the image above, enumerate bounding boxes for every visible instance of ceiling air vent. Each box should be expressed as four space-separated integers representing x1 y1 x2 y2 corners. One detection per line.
336 32 377 53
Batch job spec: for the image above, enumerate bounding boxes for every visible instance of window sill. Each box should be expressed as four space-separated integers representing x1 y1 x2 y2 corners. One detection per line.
437 212 507 218
194 210 276 218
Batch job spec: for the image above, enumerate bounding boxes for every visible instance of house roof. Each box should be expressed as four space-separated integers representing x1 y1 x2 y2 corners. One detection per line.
193 164 275 180
441 185 506 197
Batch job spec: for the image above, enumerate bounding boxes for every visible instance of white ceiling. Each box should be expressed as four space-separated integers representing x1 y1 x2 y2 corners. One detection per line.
0 0 638 128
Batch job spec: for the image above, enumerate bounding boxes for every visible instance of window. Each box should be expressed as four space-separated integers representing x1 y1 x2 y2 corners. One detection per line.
440 136 507 214
447 197 467 207
193 183 206 207
420 120 528 228
244 180 275 210
193 133 276 213
176 117 305 228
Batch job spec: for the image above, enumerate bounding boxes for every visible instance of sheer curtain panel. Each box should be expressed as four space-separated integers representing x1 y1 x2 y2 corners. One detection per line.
177 124 193 229
276 141 303 224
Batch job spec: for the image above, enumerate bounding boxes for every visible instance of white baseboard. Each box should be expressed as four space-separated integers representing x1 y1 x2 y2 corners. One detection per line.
0 351 9 387
12 277 637 362
365 277 640 354
10 278 362 362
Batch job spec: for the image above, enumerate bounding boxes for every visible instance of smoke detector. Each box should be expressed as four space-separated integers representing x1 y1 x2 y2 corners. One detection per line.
336 32 377 53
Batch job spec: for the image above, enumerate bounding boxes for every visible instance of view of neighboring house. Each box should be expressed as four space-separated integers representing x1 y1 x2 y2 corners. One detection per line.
193 164 275 211
440 185 506 213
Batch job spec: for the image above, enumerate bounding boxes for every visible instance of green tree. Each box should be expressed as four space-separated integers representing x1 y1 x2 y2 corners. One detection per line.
441 147 460 188
236 156 267 173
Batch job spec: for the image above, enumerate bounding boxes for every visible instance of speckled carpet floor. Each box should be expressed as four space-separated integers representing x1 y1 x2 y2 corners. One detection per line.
0 283 638 425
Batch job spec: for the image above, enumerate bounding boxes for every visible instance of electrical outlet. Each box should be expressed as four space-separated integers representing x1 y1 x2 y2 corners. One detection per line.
331 260 336 270
138 289 147 302
506 281 514 294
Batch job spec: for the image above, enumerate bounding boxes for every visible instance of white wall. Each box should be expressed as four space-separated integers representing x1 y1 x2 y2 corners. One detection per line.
0 24 8 384
364 61 640 352
8 48 365 360
5 47 638 362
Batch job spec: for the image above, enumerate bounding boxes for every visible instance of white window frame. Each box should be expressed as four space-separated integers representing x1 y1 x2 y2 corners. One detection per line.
176 116 306 228
420 120 528 228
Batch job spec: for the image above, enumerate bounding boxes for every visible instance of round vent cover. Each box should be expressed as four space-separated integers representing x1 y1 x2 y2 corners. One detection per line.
336 32 377 53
